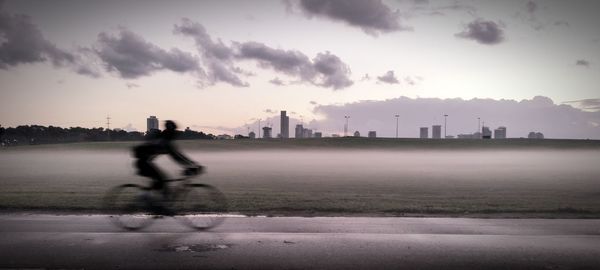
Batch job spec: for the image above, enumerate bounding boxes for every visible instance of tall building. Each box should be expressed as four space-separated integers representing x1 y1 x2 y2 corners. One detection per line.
494 126 507 139
146 116 159 132
420 127 428 139
432 125 442 139
314 132 322 138
303 128 313 138
368 131 376 138
262 126 272 139
482 127 492 139
295 124 304 138
280 111 289 139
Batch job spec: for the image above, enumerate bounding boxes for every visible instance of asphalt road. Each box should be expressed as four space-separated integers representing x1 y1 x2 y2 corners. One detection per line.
1 214 600 269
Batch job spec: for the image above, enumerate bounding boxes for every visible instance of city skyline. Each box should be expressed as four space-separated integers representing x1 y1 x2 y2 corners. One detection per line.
1 1 599 138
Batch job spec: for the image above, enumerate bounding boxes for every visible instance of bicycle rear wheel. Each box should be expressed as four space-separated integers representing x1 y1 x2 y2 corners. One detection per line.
174 184 228 230
103 184 155 230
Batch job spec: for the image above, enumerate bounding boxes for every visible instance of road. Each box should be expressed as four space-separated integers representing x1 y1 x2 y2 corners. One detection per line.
1 214 600 269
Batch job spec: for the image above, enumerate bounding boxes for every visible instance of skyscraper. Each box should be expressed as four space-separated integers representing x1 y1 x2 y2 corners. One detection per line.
280 111 289 139
147 116 159 132
432 125 441 139
262 126 272 139
494 126 507 139
420 127 428 139
295 124 304 138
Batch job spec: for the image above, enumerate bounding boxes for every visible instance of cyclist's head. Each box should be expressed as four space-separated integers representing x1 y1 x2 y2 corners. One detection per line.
162 120 178 140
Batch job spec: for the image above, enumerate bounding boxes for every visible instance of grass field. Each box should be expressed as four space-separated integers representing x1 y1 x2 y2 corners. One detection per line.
1 138 599 217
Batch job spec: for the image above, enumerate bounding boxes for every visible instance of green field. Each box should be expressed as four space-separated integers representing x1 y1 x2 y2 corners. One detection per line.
1 139 600 217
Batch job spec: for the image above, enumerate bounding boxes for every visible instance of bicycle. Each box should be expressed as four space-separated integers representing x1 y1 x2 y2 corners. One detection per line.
103 171 228 231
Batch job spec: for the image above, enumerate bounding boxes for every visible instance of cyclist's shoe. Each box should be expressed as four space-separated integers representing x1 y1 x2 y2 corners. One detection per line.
184 165 205 176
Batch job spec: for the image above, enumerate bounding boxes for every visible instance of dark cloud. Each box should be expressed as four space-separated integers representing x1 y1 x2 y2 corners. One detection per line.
563 99 600 111
174 18 247 87
297 0 409 36
377 70 399 84
312 51 353 89
0 10 101 77
0 12 71 68
95 28 201 79
311 96 600 139
575 59 591 67
236 41 353 89
269 77 286 86
455 19 505 45
526 1 538 14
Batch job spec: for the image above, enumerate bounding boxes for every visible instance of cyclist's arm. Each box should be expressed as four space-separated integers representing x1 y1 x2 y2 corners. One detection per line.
166 143 197 167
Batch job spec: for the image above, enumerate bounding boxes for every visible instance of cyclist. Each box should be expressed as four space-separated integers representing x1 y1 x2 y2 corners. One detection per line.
133 120 202 200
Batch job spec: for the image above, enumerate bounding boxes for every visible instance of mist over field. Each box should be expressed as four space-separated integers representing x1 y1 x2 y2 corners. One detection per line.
1 147 599 216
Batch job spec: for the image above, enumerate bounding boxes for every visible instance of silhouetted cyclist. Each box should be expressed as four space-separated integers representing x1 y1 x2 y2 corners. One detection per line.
133 120 202 200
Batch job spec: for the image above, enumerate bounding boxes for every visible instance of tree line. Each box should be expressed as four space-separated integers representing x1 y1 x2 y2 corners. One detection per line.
0 125 216 146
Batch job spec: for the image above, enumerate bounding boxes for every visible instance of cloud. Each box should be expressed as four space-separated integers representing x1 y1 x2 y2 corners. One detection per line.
575 59 591 67
526 1 538 14
455 19 505 45
310 96 600 139
236 41 353 89
174 18 248 87
269 77 286 86
297 0 409 36
377 70 399 84
0 10 99 76
309 100 318 105
360 73 371 81
563 99 600 111
125 82 139 89
95 28 201 79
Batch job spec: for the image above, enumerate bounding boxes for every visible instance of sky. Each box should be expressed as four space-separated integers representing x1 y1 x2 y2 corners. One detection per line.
1 0 599 138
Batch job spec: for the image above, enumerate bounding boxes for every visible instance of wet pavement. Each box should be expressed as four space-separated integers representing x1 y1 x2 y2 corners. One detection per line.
1 214 600 269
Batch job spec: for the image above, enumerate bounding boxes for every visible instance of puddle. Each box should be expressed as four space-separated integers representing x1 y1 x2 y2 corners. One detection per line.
156 243 232 253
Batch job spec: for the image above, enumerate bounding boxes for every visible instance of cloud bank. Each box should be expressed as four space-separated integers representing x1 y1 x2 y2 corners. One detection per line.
307 96 600 139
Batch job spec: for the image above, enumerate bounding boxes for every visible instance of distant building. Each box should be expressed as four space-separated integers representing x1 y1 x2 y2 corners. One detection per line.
303 128 313 138
457 133 478 139
528 132 544 139
494 126 507 139
331 134 340 137
353 131 360 137
295 124 304 138
314 132 322 138
262 126 272 139
368 131 376 138
216 134 232 140
445 135 455 139
432 125 442 139
280 111 289 139
482 127 492 139
248 131 256 139
420 127 428 139
146 116 159 132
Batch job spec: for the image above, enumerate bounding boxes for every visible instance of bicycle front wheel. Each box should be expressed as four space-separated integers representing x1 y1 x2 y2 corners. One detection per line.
174 184 228 230
103 184 155 231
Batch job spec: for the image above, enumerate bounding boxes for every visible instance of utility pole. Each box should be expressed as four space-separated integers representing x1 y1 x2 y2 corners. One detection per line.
477 117 481 138
106 115 111 141
395 114 399 138
443 114 448 138
344 116 350 137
